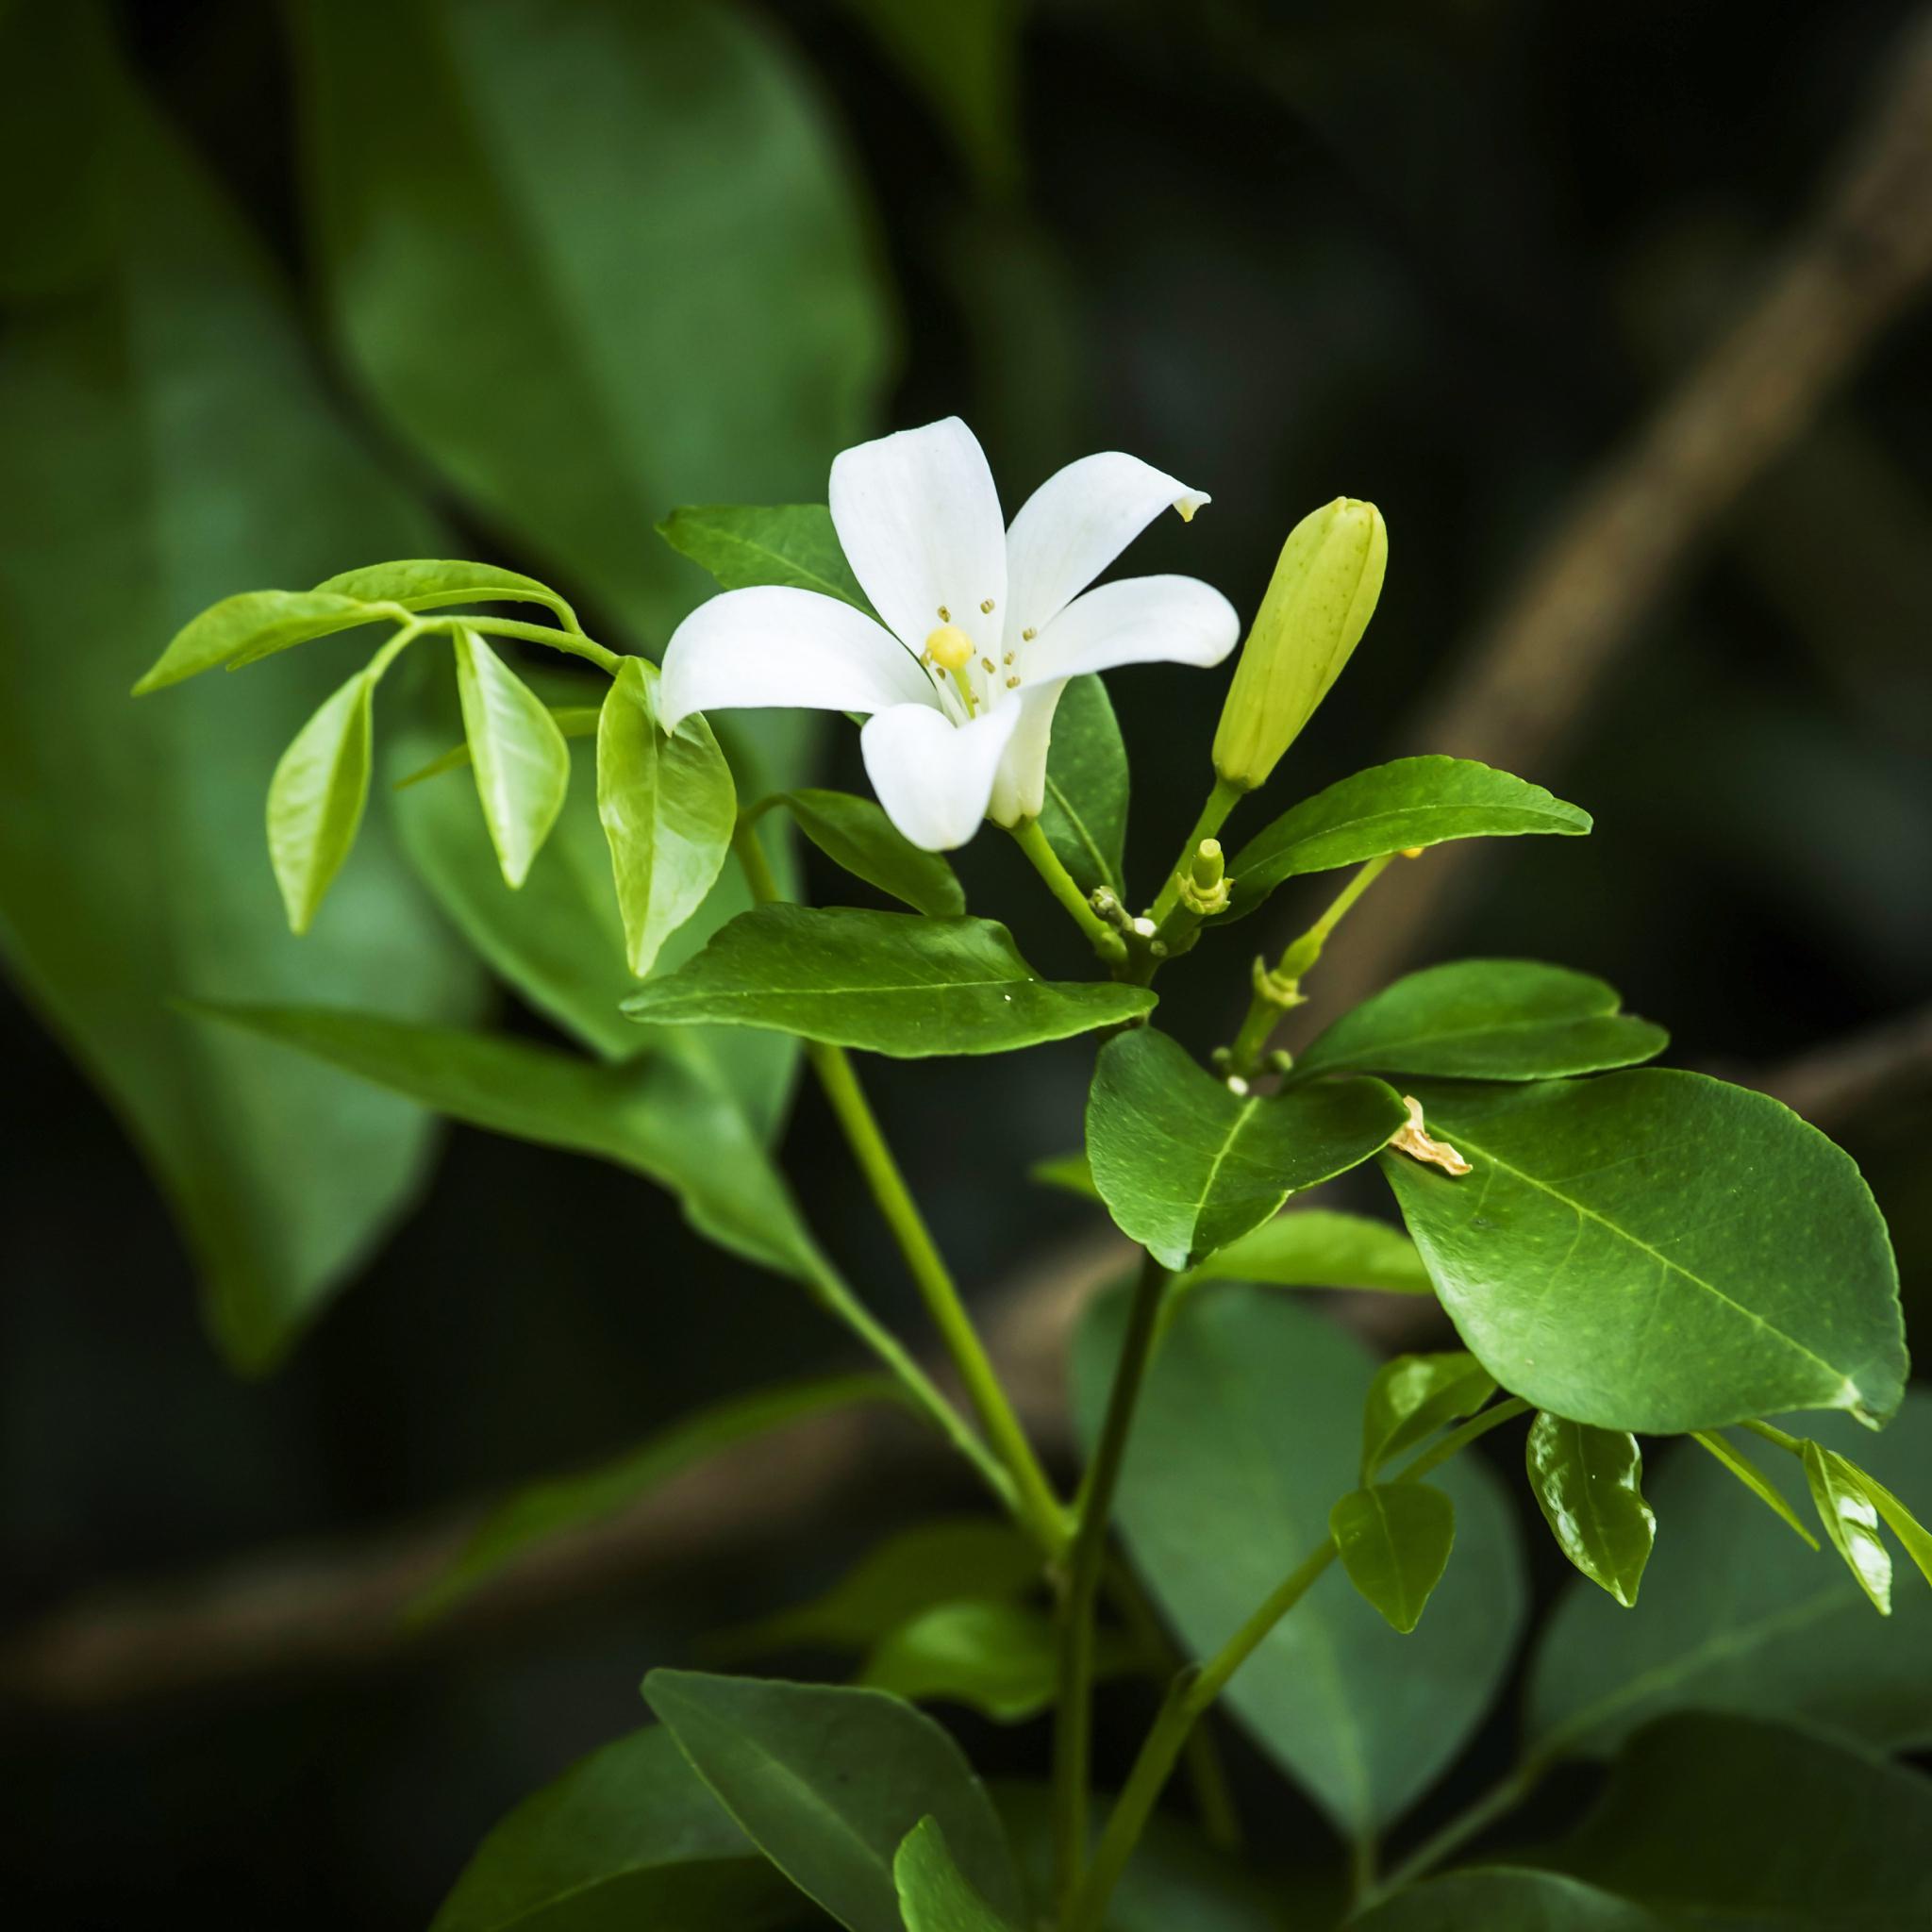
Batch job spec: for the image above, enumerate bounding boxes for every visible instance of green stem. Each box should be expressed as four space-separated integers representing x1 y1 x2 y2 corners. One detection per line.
1366 1757 1545 1906
1741 1417 1807 1457
732 820 1069 1556
1148 774 1244 928
1010 820 1127 962
1054 1254 1172 1909
446 611 625 675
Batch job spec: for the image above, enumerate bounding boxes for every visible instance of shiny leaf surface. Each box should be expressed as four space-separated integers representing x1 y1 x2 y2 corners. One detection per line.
1037 674 1129 898
1525 1414 1656 1607
1189 1209 1435 1294
1360 1353 1498 1482
1330 1484 1457 1633
1805 1439 1892 1614
776 789 966 918
454 627 571 888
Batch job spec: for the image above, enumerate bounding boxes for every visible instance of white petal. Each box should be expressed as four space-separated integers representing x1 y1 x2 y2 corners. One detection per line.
1003 453 1211 640
988 679 1068 827
860 702 1021 852
829 418 1008 663
1024 575 1240 684
658 586 939 732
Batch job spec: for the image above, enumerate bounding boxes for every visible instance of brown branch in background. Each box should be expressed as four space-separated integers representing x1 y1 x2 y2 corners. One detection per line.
2 1011 1924 1718
1305 8 1932 1012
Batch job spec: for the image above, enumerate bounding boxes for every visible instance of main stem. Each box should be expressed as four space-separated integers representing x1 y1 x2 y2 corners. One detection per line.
732 820 1068 1555
1053 1252 1172 1909
1148 774 1245 930
1010 820 1127 962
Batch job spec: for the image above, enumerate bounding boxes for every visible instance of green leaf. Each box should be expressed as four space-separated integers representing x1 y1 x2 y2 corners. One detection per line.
597 658 736 975
642 1672 1024 1932
1188 1208 1435 1295
1330 1484 1457 1634
1525 1414 1656 1608
623 906 1154 1056
776 789 966 918
1349 1871 1667 1932
187 1003 823 1286
658 504 871 611
417 1376 898 1619
1074 1284 1525 1837
0 8 482 1370
1533 1712 1932 1927
1037 674 1129 898
1224 756 1590 919
1526 1397 1932 1760
1852 1466 1932 1591
1688 1429 1819 1548
266 667 375 935
394 705 602 791
1360 1352 1497 1482
1804 1439 1892 1614
453 626 572 888
860 1601 1107 1724
1291 959 1667 1083
1030 1152 1096 1197
1380 1072 1906 1434
135 587 394 693
429 1724 797 1932
895 1817 1020 1932
316 557 578 626
1085 1026 1406 1269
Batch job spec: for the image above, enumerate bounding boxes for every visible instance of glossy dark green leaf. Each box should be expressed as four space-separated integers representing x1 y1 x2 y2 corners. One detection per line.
642 1672 1024 1932
454 627 572 888
1224 756 1590 918
1074 1285 1525 1836
1380 1073 1906 1434
1037 675 1129 898
623 906 1154 1056
1350 1871 1667 1932
597 658 736 975
1535 1711 1932 1927
658 504 871 611
1805 1439 1892 1614
1688 1429 1819 1548
317 557 578 626
1330 1484 1457 1633
1525 1414 1656 1608
187 1002 823 1284
1360 1352 1497 1482
0 8 482 1371
430 1723 797 1932
417 1376 898 1619
860 1601 1110 1724
1291 959 1667 1083
895 1817 1020 1932
136 587 394 692
266 667 376 934
1086 1026 1406 1269
776 789 966 917
1527 1397 1932 1759
1189 1208 1434 1294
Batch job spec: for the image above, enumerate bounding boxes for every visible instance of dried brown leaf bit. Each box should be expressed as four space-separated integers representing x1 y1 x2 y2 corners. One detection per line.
1389 1094 1472 1176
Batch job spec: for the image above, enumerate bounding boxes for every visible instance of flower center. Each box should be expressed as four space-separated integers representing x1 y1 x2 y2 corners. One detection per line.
924 623 974 671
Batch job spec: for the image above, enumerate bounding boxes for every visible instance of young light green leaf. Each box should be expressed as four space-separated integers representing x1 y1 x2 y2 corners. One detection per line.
266 666 375 935
597 658 736 974
1689 1430 1819 1549
1188 1209 1434 1295
1036 674 1128 897
416 1376 900 1619
658 504 871 610
1804 1440 1892 1614
454 626 572 887
775 789 966 917
1086 1026 1407 1270
1851 1467 1932 1591
1360 1353 1497 1483
894 1817 1022 1932
622 906 1154 1056
1381 1072 1906 1434
1224 756 1590 918
1074 1285 1526 1837
1525 1414 1657 1608
315 557 578 626
134 587 393 692
429 1724 796 1932
860 1601 1108 1724
1029 1152 1097 1197
393 705 601 790
1349 1870 1667 1932
1330 1484 1457 1633
1291 958 1667 1083
641 1672 1024 1932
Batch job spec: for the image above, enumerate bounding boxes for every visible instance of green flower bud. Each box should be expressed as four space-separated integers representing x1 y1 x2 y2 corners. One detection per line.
1211 497 1387 791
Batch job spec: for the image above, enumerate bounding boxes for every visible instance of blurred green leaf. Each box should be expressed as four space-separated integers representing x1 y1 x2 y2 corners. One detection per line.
659 504 871 611
1037 675 1129 899
1291 958 1667 1083
1330 1484 1457 1634
394 705 602 791
0 4 482 1372
1030 1151 1096 1196
860 1600 1113 1724
430 1724 797 1932
1525 1415 1656 1609
1188 1208 1434 1294
1360 1353 1496 1483
642 1672 1024 1932
1086 1026 1406 1269
1074 1284 1525 1838
623 906 1153 1055
417 1375 902 1620
775 789 966 918
895 1817 1020 1932
266 668 376 934
1805 1439 1892 1614
1381 1073 1907 1433
454 627 572 888
1351 1871 1666 1931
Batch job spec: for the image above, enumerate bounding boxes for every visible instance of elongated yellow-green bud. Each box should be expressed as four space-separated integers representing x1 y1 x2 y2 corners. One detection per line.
1210 497 1387 791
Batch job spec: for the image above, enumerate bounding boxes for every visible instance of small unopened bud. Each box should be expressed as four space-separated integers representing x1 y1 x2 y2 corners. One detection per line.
1178 837 1231 916
1211 497 1387 791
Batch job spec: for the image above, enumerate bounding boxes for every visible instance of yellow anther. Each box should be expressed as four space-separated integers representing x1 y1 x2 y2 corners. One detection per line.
980 656 995 673
924 623 974 671
937 605 950 622
1003 651 1014 665
980 598 995 613
1006 675 1021 688
1022 626 1037 641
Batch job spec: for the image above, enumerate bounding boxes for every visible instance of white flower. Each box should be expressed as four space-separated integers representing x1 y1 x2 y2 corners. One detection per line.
659 417 1240 850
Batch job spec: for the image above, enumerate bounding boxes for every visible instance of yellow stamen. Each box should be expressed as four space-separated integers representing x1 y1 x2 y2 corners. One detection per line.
924 623 974 671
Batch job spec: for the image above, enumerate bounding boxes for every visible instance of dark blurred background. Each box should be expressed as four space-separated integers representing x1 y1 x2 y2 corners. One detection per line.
3 0 1929 1924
